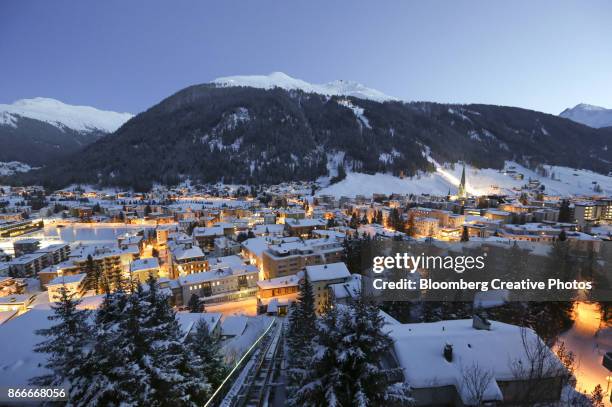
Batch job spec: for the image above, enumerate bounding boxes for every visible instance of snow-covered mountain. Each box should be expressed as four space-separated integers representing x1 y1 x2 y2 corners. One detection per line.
213 72 398 102
0 97 133 133
559 103 612 128
0 98 134 167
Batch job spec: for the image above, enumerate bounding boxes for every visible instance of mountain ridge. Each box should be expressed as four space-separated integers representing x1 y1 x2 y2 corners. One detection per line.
9 80 611 191
559 103 612 128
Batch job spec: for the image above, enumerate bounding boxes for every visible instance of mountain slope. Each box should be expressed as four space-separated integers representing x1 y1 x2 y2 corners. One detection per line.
559 103 612 128
0 98 133 166
10 74 612 191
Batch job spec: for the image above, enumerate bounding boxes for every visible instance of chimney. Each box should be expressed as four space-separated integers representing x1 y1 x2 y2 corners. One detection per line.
473 314 491 331
443 343 453 362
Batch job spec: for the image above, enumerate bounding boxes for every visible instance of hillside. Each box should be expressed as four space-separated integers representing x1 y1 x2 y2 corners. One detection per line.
9 74 612 191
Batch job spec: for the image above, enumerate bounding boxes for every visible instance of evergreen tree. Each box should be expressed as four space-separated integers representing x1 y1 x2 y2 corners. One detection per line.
558 229 567 241
590 384 605 407
140 274 209 406
558 199 571 223
292 299 413 406
286 274 318 396
188 293 202 313
31 286 91 387
349 213 359 229
84 254 101 293
461 226 470 242
375 210 383 225
187 319 227 391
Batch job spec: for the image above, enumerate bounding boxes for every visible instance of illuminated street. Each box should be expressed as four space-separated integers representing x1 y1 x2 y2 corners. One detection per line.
559 302 612 402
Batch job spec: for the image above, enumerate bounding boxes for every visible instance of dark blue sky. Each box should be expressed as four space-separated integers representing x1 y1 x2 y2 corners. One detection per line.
1 0 611 114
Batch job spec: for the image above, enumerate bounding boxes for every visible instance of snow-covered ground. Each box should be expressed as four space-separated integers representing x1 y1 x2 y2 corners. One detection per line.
318 161 612 197
213 72 397 102
0 97 133 133
0 161 32 176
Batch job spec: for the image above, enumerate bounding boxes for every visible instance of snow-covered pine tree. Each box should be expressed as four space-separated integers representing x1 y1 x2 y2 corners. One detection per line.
286 274 317 381
339 297 413 406
140 274 209 406
31 286 91 387
69 287 147 406
187 319 227 390
292 300 413 407
290 306 345 406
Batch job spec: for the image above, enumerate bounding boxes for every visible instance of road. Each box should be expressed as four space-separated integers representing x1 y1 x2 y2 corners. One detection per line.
559 302 612 403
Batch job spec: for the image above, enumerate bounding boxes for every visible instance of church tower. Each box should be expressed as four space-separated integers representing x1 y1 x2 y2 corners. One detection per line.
458 164 467 198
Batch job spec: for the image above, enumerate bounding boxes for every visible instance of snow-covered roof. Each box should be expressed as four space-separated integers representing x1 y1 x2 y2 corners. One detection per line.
305 262 350 282
208 255 244 270
242 237 270 256
176 312 222 336
173 246 205 261
178 265 257 286
130 257 160 272
221 315 248 337
47 273 87 286
388 319 563 403
328 274 361 299
257 271 303 290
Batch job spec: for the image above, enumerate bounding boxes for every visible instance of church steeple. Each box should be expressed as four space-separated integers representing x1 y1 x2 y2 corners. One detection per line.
458 164 467 198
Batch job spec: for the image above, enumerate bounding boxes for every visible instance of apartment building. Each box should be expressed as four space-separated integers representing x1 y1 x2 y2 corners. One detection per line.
261 238 343 279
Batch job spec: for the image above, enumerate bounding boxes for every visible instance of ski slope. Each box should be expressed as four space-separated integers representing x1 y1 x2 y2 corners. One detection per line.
318 161 612 197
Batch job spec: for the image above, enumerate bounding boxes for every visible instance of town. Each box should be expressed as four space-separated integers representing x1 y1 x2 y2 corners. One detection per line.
0 164 610 405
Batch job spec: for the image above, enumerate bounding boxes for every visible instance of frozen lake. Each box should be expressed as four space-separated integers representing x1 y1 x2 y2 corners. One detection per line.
0 224 148 255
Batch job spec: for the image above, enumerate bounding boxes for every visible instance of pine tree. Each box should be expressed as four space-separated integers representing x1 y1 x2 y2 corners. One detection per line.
558 229 567 241
84 254 101 293
558 199 571 223
31 286 91 387
349 213 359 229
375 210 383 225
286 274 318 395
590 384 605 407
140 274 208 406
70 288 144 405
461 226 470 242
188 293 202 313
291 299 413 406
187 319 227 391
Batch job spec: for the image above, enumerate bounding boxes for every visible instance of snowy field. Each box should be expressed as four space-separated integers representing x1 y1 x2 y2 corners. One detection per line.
319 161 612 198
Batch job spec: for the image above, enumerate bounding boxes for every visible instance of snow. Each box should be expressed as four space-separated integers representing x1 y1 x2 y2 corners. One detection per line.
221 315 248 337
0 309 54 387
337 99 371 129
176 312 222 336
305 262 350 282
0 161 32 176
559 103 612 128
389 319 562 401
0 97 133 133
213 72 397 102
318 160 612 197
47 272 87 286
